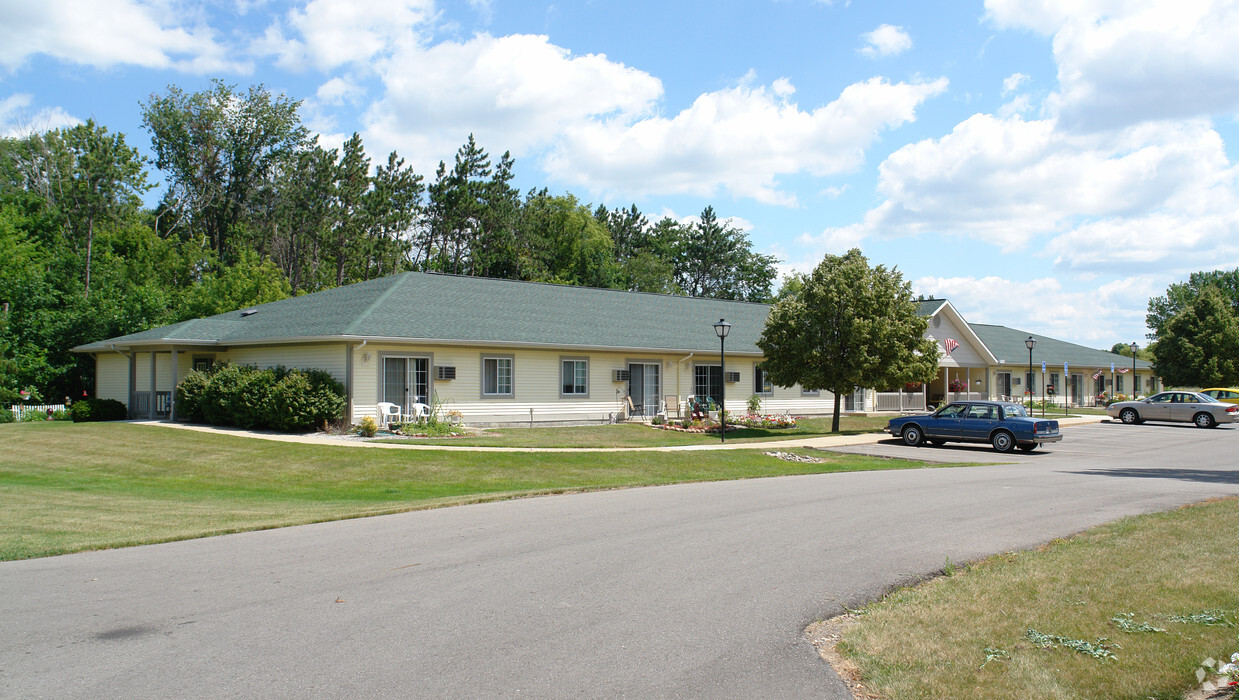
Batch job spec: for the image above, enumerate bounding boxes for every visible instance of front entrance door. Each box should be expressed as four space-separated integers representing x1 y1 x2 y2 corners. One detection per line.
1069 374 1083 406
997 372 1012 400
383 356 430 413
629 363 660 416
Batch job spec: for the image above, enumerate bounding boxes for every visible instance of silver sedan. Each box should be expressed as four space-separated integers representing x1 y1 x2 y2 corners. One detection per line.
1107 390 1239 428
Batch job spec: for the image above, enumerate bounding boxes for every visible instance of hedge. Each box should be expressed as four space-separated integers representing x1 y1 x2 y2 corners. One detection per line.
175 362 345 432
71 398 128 422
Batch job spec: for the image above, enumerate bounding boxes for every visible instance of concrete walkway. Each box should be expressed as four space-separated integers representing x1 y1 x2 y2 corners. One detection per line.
128 413 1107 452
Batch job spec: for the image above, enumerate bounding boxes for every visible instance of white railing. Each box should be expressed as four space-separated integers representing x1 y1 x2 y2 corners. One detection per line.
874 392 927 412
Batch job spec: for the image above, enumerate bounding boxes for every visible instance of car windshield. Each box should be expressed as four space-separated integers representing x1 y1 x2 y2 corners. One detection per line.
1195 393 1222 403
934 403 967 418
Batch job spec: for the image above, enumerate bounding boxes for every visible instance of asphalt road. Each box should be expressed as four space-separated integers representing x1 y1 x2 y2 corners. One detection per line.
4 420 1239 698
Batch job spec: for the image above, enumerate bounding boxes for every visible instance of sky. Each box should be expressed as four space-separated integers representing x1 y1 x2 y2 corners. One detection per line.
2 0 1238 350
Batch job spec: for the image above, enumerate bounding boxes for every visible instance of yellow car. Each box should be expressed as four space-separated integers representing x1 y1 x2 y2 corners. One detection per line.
1199 388 1239 405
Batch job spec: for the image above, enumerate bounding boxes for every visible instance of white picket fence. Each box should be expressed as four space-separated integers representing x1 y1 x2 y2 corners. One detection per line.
7 403 68 419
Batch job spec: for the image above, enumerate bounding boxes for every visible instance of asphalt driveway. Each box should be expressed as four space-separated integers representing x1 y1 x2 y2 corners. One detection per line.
3 420 1238 698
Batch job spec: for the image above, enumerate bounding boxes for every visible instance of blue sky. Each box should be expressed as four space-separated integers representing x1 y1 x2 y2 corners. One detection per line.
3 0 1239 350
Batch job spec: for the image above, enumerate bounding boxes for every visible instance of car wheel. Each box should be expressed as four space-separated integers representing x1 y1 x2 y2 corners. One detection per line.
991 430 1015 453
1194 412 1215 429
1119 408 1140 424
901 425 924 446
1018 442 1037 452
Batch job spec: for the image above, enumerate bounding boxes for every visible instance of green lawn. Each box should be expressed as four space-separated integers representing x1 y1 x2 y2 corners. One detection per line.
834 497 1239 699
378 414 892 447
0 421 961 560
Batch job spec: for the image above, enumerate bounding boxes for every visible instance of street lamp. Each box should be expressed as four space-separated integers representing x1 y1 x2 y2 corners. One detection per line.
714 319 731 443
1025 336 1037 412
1129 342 1138 398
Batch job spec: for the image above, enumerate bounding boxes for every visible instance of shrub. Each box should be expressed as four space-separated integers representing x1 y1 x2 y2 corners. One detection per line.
176 362 345 432
71 398 128 422
0 407 13 423
19 410 45 422
175 370 211 423
651 414 665 425
357 415 378 437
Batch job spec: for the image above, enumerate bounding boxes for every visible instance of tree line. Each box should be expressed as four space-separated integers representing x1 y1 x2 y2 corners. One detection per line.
0 80 777 403
1143 269 1239 388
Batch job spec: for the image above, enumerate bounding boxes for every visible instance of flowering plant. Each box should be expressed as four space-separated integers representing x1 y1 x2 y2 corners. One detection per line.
730 412 797 429
949 379 968 392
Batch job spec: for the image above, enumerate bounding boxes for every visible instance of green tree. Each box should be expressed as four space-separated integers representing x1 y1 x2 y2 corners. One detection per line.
1151 286 1239 387
520 191 617 287
757 249 939 431
142 80 309 265
1146 269 1239 341
672 206 777 302
4 120 151 298
177 248 292 321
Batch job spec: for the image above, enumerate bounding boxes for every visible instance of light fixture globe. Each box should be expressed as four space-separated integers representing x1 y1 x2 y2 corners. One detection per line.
1025 336 1037 351
714 319 731 339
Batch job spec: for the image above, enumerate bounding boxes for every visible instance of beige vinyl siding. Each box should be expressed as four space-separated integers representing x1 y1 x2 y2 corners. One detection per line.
225 343 347 383
95 353 129 404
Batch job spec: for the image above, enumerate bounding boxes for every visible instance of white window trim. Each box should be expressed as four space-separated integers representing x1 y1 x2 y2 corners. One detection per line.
753 363 773 395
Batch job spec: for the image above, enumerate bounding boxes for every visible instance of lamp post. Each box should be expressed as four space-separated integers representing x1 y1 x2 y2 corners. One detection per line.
714 319 731 443
1025 336 1037 412
1129 342 1138 398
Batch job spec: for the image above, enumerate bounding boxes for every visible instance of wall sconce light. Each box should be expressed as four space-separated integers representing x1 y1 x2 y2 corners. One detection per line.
362 352 371 364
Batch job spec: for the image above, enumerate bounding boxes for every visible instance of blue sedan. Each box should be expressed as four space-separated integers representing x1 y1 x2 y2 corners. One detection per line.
885 401 1063 453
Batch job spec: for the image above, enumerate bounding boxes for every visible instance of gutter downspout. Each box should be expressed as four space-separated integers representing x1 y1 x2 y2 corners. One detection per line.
109 344 135 417
678 353 694 412
347 340 369 426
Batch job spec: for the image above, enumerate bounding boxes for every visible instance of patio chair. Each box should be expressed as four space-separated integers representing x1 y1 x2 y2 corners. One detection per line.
410 403 431 421
376 401 401 426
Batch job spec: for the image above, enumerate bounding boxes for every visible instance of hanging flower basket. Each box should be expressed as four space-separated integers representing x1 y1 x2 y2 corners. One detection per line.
948 379 968 392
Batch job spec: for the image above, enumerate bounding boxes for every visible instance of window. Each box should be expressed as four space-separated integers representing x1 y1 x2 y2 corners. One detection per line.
1115 375 1124 393
1025 372 1036 392
801 386 820 397
754 363 772 395
482 356 513 397
561 358 588 396
694 364 722 404
192 357 213 373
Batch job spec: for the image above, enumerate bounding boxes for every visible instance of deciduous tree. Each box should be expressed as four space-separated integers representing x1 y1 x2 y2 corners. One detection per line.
1151 285 1239 387
757 249 939 431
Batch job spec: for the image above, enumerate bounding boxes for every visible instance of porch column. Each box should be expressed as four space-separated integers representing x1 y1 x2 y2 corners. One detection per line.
148 352 157 420
943 371 949 401
170 348 178 421
966 367 971 399
128 352 137 419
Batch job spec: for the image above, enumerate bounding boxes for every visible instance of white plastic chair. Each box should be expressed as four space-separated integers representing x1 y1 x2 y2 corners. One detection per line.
410 403 431 421
376 401 401 426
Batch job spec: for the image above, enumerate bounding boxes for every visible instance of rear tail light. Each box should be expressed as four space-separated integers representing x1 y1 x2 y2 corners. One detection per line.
1228 406 1238 414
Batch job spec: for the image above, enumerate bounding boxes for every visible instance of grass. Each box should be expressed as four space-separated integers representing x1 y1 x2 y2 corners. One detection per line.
835 497 1239 699
0 421 964 561
375 415 892 447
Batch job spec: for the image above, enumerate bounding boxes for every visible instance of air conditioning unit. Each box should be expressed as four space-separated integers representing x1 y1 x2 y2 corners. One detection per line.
725 371 741 383
613 369 630 382
436 366 456 380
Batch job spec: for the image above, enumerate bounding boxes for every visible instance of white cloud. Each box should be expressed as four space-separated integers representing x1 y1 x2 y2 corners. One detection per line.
362 32 664 174
545 75 948 206
0 94 80 137
256 0 435 71
0 0 248 74
914 274 1159 345
859 24 913 58
986 0 1239 130
1002 73 1029 94
315 77 365 106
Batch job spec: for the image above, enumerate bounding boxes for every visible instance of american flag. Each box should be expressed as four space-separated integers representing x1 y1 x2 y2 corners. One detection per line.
1092 368 1104 379
1116 367 1130 373
942 338 959 355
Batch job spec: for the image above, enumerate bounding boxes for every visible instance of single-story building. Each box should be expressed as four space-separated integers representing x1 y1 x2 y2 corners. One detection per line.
72 272 1155 425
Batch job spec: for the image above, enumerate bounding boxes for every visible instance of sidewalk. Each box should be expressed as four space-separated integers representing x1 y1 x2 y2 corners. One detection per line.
127 413 1106 453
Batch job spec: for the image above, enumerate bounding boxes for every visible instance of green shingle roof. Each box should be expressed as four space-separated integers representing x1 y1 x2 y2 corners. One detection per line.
968 322 1152 371
74 272 773 355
